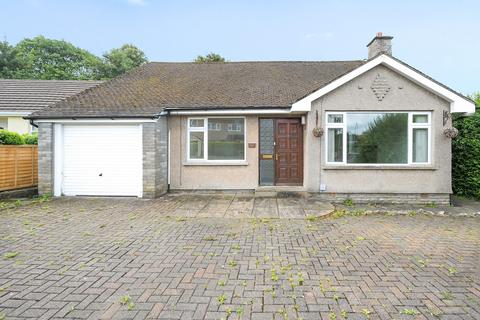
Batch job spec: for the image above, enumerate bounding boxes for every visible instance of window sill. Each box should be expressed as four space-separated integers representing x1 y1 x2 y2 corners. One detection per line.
183 161 249 166
323 165 437 170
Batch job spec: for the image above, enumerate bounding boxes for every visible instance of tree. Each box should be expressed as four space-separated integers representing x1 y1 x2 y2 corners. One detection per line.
452 92 480 199
194 52 226 63
12 36 102 80
101 44 147 78
0 40 21 78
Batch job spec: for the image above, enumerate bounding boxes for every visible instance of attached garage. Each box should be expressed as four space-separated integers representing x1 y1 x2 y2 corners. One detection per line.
54 124 143 197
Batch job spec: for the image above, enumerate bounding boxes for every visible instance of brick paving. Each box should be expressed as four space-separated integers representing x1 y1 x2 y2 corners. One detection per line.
0 196 479 319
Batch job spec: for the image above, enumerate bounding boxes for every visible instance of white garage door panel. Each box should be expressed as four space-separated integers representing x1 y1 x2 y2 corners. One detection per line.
62 125 142 196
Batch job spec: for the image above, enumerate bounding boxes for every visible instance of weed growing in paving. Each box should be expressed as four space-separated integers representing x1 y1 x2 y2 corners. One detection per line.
342 198 354 206
217 294 227 305
202 235 217 241
441 291 454 300
407 211 417 217
448 266 457 275
362 308 372 319
400 309 419 315
227 260 238 267
3 252 18 259
120 295 134 310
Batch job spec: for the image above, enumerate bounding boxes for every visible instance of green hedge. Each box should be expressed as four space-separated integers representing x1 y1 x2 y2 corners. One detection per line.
452 94 480 199
0 130 38 145
23 132 38 145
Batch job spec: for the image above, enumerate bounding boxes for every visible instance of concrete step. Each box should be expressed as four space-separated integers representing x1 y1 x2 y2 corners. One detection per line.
254 186 309 198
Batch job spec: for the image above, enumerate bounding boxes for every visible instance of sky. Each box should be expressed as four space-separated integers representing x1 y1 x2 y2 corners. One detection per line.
1 0 479 94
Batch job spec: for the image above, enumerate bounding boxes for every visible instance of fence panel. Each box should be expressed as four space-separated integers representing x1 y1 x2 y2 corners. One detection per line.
0 145 38 191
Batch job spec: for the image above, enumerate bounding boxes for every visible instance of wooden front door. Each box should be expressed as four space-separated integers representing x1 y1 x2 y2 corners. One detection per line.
275 119 303 185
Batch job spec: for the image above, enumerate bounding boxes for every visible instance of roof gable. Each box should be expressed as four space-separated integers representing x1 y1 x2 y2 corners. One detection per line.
291 55 475 114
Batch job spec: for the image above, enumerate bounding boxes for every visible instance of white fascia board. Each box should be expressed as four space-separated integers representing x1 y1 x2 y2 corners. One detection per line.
168 108 292 115
34 118 157 123
291 54 475 114
0 112 31 116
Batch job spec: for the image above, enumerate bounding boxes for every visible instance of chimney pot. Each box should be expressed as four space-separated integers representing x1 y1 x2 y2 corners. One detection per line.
367 32 393 59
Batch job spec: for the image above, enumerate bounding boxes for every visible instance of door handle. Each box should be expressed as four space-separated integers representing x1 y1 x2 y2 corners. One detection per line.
275 154 278 161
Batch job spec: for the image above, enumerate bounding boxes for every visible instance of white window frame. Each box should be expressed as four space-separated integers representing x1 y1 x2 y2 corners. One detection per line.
325 111 432 166
409 112 431 164
187 116 247 162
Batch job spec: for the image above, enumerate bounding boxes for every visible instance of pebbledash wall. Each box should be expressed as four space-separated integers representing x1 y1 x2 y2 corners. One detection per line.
304 65 452 205
37 119 168 199
168 115 259 190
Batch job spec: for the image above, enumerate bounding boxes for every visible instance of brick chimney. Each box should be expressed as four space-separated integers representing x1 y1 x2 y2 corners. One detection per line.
367 32 393 59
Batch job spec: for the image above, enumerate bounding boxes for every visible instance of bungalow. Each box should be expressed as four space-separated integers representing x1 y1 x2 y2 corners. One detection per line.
0 80 102 134
27 34 476 204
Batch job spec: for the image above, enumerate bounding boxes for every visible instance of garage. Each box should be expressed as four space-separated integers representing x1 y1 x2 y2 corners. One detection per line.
55 124 143 197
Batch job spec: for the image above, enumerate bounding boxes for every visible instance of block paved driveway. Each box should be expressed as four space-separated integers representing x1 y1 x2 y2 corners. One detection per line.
0 195 479 320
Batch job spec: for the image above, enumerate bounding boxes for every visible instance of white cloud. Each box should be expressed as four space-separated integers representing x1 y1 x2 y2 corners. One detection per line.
126 0 147 6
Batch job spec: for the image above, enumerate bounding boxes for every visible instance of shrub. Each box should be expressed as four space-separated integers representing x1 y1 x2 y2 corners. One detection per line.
23 132 38 145
0 130 25 145
452 94 480 199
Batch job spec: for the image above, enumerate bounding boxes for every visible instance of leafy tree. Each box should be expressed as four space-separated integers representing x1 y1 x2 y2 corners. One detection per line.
101 44 147 78
194 52 226 63
0 40 21 78
452 92 480 199
12 36 102 80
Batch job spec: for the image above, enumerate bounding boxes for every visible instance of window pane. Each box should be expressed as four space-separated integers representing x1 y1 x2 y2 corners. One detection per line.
189 119 204 128
347 113 408 164
413 128 428 163
413 114 428 123
328 114 343 123
208 118 245 160
327 128 343 162
189 131 204 159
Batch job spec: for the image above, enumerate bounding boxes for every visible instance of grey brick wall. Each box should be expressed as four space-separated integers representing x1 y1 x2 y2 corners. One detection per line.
142 118 168 198
314 193 450 205
37 122 54 196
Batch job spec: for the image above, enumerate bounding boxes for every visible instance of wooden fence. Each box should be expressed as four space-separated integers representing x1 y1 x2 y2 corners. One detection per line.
0 145 38 191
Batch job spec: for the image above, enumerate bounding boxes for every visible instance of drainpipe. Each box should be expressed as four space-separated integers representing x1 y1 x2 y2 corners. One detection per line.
29 119 38 128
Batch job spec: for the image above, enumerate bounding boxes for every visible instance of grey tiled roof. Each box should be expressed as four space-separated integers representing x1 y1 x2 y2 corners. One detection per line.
28 61 365 118
0 80 103 115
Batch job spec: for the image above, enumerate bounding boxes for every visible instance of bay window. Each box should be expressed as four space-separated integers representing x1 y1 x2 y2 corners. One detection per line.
325 112 431 165
187 117 246 161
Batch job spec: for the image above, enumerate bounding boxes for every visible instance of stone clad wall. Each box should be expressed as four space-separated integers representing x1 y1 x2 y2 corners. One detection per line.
142 118 168 198
37 122 53 196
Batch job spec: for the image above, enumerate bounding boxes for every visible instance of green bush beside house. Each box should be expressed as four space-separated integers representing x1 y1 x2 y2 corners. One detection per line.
452 93 480 199
0 130 38 145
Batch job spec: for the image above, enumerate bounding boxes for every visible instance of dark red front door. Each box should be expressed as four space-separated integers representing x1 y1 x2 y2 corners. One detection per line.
274 119 303 185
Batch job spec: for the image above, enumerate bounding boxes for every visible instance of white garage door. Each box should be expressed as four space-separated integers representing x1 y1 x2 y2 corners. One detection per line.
61 124 142 196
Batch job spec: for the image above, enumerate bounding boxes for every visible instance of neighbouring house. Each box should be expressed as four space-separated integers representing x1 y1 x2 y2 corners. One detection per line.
0 80 102 134
27 34 476 204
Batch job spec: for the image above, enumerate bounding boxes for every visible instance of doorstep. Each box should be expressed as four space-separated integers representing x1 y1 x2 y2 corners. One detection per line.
255 186 307 198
